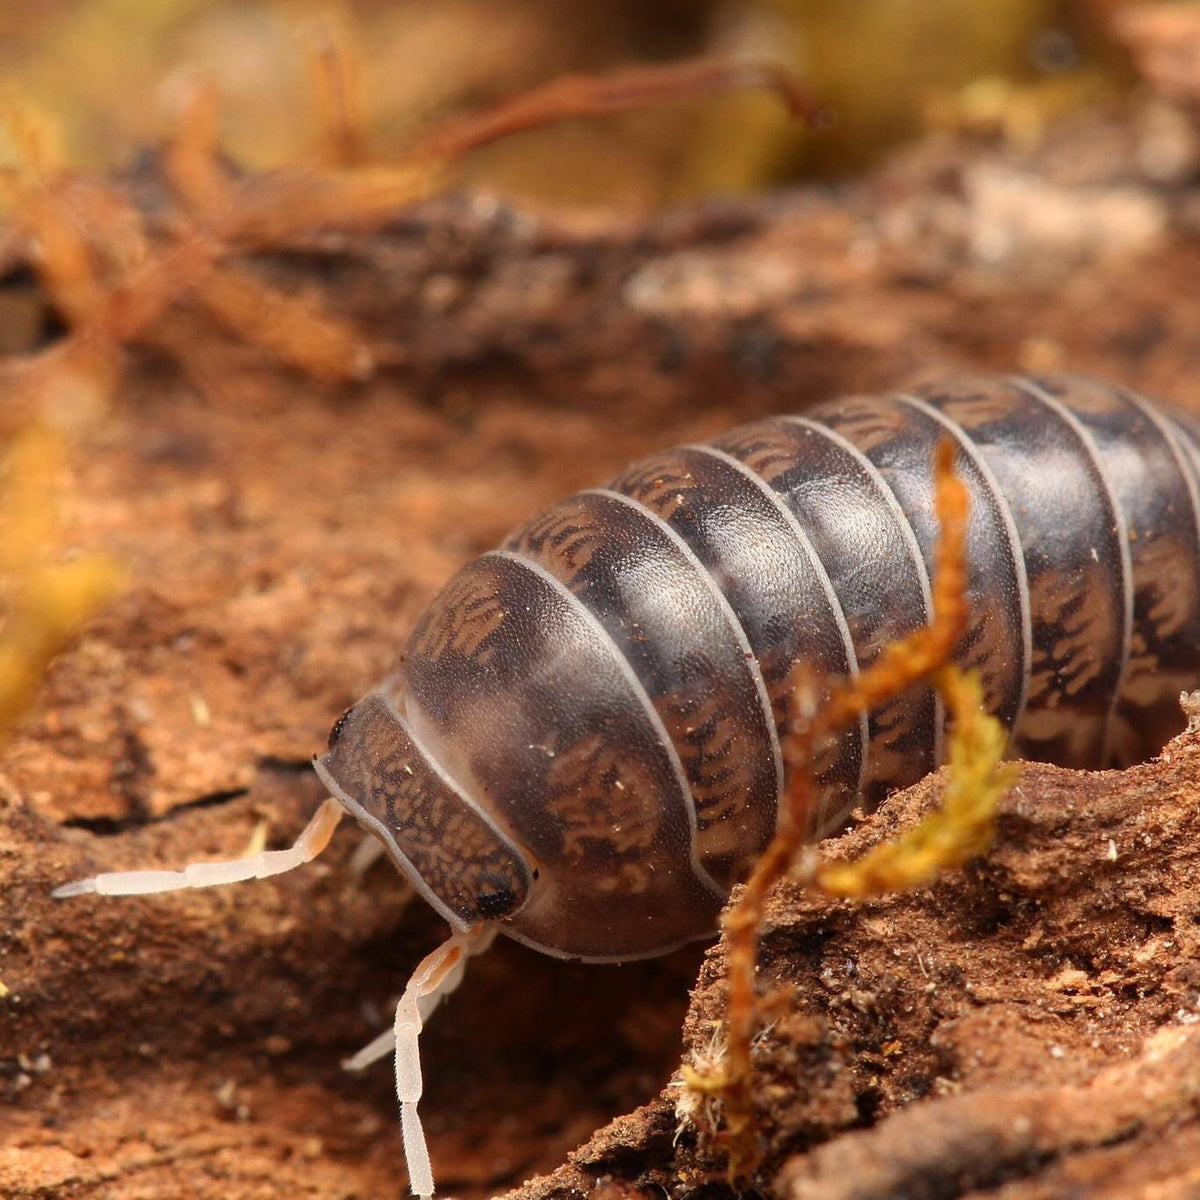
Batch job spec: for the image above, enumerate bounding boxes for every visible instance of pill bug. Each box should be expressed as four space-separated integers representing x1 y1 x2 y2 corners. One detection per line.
58 372 1200 1198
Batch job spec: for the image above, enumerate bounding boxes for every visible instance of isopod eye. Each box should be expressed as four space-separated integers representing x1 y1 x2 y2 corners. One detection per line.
327 705 355 750
475 872 521 919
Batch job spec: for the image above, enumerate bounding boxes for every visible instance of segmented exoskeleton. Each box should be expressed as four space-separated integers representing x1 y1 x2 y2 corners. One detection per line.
319 373 1200 958
59 373 1200 1198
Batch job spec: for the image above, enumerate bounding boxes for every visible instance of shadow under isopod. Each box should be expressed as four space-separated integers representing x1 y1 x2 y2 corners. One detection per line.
329 913 707 1197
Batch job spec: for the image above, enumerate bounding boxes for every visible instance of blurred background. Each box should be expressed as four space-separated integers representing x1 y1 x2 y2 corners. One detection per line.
0 0 1176 206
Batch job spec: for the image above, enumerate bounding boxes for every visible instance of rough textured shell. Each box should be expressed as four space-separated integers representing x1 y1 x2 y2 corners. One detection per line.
317 374 1200 961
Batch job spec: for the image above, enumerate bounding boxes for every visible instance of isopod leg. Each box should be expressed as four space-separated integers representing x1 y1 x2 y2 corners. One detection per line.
344 1024 395 1072
348 832 387 878
345 923 494 1071
357 923 496 1198
52 797 344 897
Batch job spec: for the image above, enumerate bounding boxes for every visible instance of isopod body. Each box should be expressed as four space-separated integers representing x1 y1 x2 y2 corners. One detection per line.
316 373 1200 961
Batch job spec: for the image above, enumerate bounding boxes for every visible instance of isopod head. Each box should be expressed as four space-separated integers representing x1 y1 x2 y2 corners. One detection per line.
314 692 532 928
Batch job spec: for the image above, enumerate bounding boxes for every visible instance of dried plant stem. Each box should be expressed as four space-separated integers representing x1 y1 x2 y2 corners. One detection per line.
407 57 827 165
3 55 818 407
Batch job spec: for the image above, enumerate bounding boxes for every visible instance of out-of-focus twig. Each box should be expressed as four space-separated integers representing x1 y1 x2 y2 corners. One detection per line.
2 55 819 411
0 427 122 733
1114 2 1200 109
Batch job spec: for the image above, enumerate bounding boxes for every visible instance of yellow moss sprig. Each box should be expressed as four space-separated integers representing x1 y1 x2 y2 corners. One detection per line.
816 664 1018 898
678 666 1015 1158
0 427 122 732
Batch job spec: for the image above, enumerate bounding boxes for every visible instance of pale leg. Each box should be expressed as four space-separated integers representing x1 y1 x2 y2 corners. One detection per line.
346 923 497 1198
348 833 387 879
53 798 344 897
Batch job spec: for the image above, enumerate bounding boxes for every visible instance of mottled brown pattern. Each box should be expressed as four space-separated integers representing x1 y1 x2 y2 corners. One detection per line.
399 548 724 958
1029 376 1200 765
715 424 808 491
506 501 610 578
921 378 1127 768
541 732 667 880
714 419 938 807
1015 575 1112 764
923 387 1022 430
813 394 912 454
507 489 779 888
408 565 508 671
1110 538 1196 761
954 590 1023 718
667 690 747 826
347 375 1197 958
614 447 862 839
809 392 1027 734
612 452 705 522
